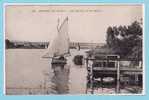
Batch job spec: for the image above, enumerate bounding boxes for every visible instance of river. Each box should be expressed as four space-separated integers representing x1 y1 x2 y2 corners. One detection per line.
5 49 88 95
5 49 142 95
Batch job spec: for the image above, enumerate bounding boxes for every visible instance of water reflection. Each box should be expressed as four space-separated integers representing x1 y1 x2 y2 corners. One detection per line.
51 64 70 94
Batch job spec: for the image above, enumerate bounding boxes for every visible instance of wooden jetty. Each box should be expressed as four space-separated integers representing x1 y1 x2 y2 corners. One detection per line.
85 55 142 94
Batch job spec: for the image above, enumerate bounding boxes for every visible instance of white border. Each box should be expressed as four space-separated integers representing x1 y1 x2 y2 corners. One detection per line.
142 3 145 96
3 3 145 96
3 3 6 96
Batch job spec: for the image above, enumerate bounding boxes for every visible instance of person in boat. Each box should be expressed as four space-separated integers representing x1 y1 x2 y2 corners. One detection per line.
77 43 80 51
58 56 65 60
58 56 66 68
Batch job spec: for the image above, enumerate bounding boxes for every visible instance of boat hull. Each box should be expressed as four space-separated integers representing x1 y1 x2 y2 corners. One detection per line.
51 58 67 65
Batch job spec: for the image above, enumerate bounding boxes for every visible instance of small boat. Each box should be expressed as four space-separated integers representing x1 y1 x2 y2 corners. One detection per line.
51 56 67 65
43 17 70 65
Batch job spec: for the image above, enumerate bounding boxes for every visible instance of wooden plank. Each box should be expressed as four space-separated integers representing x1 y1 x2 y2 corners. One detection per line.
85 58 142 61
120 68 142 72
93 67 117 71
122 71 142 75
92 67 142 72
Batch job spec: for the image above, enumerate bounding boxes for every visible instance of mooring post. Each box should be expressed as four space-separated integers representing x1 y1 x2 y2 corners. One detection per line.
116 56 120 93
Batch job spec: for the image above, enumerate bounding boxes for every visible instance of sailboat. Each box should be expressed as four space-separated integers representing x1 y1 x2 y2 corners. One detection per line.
43 17 70 65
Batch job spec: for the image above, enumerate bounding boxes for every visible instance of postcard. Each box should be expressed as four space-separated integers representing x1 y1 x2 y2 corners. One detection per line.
4 4 144 95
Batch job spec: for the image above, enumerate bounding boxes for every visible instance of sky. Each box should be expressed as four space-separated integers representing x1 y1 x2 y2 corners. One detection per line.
5 5 143 43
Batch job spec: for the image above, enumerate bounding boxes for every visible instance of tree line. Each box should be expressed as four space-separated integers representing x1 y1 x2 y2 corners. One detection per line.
106 20 142 60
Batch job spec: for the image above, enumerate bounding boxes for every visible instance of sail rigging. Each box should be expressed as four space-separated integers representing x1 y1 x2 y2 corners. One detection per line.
43 17 70 58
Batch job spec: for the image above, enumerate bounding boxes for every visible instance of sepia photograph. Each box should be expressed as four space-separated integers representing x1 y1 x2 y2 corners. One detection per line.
4 4 144 95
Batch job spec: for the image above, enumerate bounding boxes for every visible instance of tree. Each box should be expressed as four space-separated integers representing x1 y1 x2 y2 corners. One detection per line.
5 39 10 49
106 21 142 60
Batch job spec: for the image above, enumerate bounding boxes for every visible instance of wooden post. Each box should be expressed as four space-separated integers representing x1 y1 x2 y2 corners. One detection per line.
43 75 47 94
101 76 103 93
86 58 88 94
116 56 120 93
135 74 139 85
90 59 94 94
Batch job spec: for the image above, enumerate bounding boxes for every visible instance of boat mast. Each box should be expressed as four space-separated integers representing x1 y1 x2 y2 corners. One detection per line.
57 18 60 32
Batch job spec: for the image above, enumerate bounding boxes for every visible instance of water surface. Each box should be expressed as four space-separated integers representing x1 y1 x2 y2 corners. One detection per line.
6 49 87 95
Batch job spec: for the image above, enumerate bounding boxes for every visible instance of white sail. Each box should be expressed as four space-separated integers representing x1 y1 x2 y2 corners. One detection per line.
43 17 70 58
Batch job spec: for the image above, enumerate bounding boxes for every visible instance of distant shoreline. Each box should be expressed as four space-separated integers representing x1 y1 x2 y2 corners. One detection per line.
5 40 105 49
